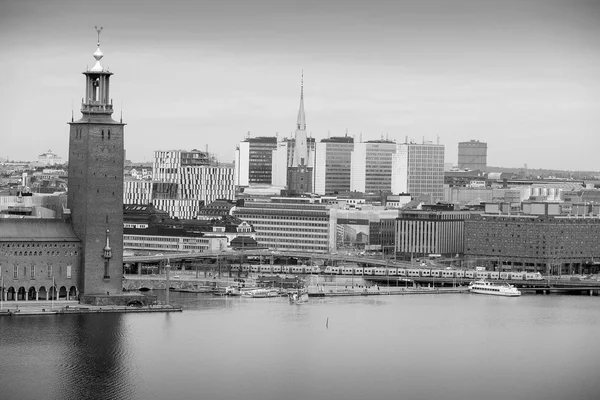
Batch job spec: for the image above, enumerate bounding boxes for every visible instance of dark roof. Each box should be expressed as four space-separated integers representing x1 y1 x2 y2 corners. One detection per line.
230 236 258 247
0 219 80 241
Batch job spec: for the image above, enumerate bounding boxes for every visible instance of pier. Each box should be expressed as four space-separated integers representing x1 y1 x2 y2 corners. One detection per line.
0 300 182 317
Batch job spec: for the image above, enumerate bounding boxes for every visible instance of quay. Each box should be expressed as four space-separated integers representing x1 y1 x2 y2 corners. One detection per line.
308 285 469 297
0 300 182 317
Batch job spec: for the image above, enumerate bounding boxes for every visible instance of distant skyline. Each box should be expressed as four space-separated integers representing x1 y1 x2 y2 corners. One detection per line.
1 0 599 171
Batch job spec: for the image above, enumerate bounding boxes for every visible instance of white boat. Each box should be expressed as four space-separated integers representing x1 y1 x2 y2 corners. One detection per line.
241 288 280 298
469 280 521 297
288 288 309 304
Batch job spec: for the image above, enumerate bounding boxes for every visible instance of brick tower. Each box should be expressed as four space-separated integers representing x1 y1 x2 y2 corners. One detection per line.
67 28 124 296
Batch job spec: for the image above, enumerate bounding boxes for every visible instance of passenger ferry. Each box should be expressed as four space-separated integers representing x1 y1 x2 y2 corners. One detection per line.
469 280 521 297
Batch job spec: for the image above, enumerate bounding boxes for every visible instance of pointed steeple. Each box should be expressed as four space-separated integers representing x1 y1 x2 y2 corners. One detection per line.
296 71 306 130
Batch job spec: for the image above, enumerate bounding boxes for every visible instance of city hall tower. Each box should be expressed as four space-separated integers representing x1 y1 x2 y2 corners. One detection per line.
67 28 125 296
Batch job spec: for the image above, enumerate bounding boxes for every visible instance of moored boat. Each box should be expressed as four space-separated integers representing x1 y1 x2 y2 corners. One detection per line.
469 279 521 297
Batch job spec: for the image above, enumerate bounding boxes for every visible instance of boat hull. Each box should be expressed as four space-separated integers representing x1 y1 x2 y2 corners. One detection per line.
469 289 521 297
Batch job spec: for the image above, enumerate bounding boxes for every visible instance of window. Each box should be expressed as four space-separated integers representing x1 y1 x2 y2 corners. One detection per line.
47 265 52 279
13 264 18 279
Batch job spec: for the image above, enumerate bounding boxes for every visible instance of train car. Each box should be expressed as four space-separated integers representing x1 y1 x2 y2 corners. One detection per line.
440 270 455 278
230 265 240 272
525 272 543 281
374 268 387 276
241 264 250 272
387 268 398 276
250 265 260 273
510 272 523 280
407 269 421 277
282 266 291 274
324 266 334 274
499 272 509 280
430 270 441 278
455 270 465 278
259 265 272 273
341 267 354 275
489 272 500 280
398 269 407 277
272 265 282 273
353 267 364 275
291 266 305 274
475 271 489 279
465 270 476 279
306 265 321 274
364 267 375 276
330 266 340 274
421 269 431 277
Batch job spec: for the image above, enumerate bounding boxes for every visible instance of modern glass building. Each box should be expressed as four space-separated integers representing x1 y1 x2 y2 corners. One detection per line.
315 136 354 195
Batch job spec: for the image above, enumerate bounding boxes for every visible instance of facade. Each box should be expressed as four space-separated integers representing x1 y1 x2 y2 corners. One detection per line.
151 149 235 219
351 140 398 194
67 35 124 296
123 178 153 205
0 219 81 301
287 77 313 194
234 136 279 187
395 209 471 259
392 142 445 202
314 136 354 195
329 207 400 253
233 197 330 253
465 213 600 274
123 205 254 254
458 140 487 171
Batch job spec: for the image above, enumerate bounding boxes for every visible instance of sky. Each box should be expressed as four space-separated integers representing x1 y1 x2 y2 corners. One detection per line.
1 0 599 171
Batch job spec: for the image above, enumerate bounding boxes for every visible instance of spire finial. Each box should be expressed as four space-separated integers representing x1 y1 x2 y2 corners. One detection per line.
95 26 103 47
296 71 306 130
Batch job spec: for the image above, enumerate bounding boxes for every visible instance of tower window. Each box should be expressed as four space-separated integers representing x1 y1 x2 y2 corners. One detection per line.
102 130 104 140
108 130 111 140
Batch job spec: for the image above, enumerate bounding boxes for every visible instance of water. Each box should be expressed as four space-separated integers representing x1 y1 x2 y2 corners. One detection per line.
2 292 600 400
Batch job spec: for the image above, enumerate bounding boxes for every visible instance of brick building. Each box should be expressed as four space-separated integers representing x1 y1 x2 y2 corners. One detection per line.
464 214 600 275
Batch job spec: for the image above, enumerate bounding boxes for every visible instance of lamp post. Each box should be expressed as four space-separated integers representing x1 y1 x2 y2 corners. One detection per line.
165 261 171 306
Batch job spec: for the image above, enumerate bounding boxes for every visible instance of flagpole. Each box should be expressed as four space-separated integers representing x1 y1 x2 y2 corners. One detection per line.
52 276 55 310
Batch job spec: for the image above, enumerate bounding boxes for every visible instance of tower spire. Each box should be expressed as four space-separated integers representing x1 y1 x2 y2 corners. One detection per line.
296 70 306 130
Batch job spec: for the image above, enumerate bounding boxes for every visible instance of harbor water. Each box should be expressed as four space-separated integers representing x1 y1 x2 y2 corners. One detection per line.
1 291 599 400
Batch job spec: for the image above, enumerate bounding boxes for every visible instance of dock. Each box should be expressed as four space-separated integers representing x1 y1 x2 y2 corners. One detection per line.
0 300 182 317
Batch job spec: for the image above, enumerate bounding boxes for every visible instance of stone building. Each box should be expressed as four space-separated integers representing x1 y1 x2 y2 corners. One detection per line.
464 213 600 275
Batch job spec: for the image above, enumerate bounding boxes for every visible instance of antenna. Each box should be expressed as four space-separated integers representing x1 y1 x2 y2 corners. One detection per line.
71 100 74 122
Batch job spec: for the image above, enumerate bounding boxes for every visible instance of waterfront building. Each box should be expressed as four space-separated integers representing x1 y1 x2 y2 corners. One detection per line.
232 197 330 253
395 208 472 260
314 136 354 195
234 136 279 187
351 140 398 194
123 205 253 254
0 219 81 301
464 213 600 274
392 141 445 202
457 140 487 171
66 32 125 296
151 149 235 219
286 75 314 194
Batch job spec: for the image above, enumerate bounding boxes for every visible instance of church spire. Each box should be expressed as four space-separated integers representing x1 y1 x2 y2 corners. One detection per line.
296 71 306 130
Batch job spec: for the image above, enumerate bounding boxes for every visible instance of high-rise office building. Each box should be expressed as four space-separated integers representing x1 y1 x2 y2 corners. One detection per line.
351 140 398 194
234 136 279 187
458 140 487 171
315 136 354 195
392 142 445 202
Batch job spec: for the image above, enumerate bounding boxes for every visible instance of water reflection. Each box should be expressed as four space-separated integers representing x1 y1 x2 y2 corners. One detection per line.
2 293 600 400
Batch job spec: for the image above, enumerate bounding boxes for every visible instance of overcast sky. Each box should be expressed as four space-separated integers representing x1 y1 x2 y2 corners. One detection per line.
1 0 599 171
